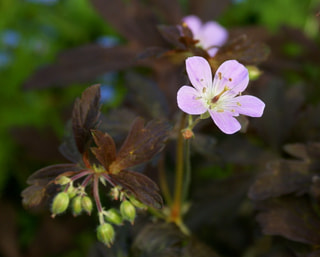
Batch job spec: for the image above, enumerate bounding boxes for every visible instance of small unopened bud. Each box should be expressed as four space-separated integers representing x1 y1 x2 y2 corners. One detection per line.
51 192 69 218
120 200 136 224
247 65 262 80
182 128 194 140
55 176 71 185
128 195 146 209
81 195 93 215
110 186 120 200
96 223 115 247
67 185 77 199
72 196 82 216
104 208 123 225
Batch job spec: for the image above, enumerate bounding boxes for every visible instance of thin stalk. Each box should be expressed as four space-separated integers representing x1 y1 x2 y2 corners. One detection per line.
169 113 187 224
81 174 93 188
182 139 191 202
93 174 103 213
158 155 172 205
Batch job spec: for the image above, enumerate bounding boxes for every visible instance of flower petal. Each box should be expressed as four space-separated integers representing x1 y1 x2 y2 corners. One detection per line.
213 60 249 95
209 110 241 134
186 56 212 91
182 15 202 36
232 95 265 117
177 85 207 115
201 21 228 56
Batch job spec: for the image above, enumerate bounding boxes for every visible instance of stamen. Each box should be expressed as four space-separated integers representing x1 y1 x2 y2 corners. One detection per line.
202 87 206 93
218 72 222 80
236 102 242 106
217 109 224 112
228 78 232 82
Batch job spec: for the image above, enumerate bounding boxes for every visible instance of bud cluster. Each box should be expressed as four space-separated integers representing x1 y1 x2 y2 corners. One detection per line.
95 194 147 247
51 178 145 247
51 178 93 218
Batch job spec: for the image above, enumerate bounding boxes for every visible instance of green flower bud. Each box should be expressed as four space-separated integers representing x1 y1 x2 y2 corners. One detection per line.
81 195 93 215
67 185 77 199
104 208 123 225
55 176 71 185
120 200 136 224
128 195 146 209
51 192 69 218
96 223 115 247
247 65 262 80
72 196 82 216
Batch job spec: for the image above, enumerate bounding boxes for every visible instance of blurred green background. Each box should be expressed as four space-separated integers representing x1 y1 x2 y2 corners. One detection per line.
0 0 318 256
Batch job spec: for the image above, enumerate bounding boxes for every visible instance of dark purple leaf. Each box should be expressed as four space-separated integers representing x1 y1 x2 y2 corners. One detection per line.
109 117 170 172
255 197 320 245
72 84 101 154
283 143 309 160
23 45 138 89
22 184 47 208
137 46 170 60
215 34 270 67
110 170 163 209
132 222 221 257
189 0 232 20
27 164 81 184
148 0 182 24
124 72 169 119
91 130 117 169
90 0 165 46
157 25 186 49
248 160 312 201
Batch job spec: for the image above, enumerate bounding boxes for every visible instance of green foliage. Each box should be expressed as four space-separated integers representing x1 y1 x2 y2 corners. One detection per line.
222 0 317 36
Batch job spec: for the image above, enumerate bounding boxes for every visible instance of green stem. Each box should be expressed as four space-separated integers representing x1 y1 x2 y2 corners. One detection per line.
182 138 191 202
169 113 187 225
158 155 172 205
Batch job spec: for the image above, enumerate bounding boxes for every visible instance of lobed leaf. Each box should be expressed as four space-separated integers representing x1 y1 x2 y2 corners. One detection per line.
23 45 137 89
109 117 170 173
214 34 270 68
110 170 163 209
157 25 187 50
255 197 320 245
27 164 81 184
248 160 312 201
72 84 101 154
91 130 117 169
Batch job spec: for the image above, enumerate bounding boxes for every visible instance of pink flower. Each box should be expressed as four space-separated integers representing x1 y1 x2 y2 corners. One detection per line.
182 15 228 57
177 56 265 134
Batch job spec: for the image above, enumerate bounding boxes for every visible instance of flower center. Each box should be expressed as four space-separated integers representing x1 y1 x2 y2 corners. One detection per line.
206 86 230 111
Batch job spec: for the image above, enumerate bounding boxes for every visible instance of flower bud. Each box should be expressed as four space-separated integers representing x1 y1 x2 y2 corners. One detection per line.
182 128 194 140
128 195 146 209
247 65 262 80
55 176 71 185
72 196 82 216
81 195 93 215
96 223 115 247
51 192 69 218
110 186 120 200
67 185 77 199
120 200 136 224
104 208 123 225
